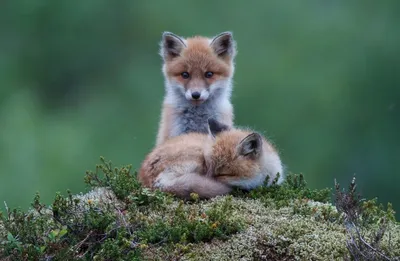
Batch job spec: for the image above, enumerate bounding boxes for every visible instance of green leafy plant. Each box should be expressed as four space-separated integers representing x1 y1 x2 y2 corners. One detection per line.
0 157 245 260
139 196 244 245
84 156 168 207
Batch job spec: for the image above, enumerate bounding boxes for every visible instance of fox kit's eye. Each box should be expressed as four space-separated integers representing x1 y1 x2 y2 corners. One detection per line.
205 71 213 78
181 72 190 79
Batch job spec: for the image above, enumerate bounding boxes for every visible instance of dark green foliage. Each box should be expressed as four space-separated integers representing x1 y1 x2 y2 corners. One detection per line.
0 157 159 260
84 156 167 207
1 190 141 260
138 196 244 245
232 173 331 208
0 158 244 260
2 194 72 260
1 159 398 260
92 232 142 261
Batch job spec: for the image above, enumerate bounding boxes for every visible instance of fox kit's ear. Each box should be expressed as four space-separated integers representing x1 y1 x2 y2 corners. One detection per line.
238 133 262 157
210 31 236 58
160 32 186 61
207 118 230 138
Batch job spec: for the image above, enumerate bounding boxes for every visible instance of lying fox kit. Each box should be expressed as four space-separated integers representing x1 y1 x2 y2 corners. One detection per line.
156 31 237 146
139 119 284 199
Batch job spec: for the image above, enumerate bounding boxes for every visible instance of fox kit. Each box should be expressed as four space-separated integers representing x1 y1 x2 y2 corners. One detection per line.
156 31 237 146
139 119 284 199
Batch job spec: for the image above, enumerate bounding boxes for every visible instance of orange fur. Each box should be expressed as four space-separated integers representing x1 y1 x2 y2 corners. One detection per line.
139 127 283 198
211 130 280 184
139 133 209 188
165 37 232 82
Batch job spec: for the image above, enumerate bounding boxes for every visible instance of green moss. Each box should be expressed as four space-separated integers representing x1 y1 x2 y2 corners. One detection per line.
232 173 332 208
0 158 399 261
138 196 244 245
175 199 348 261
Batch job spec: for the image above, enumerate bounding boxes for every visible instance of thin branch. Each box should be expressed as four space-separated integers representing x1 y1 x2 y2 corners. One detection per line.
351 222 391 261
72 230 94 252
115 207 132 236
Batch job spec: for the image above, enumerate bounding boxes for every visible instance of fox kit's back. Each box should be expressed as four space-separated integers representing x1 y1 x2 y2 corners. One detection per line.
139 133 210 188
156 32 237 145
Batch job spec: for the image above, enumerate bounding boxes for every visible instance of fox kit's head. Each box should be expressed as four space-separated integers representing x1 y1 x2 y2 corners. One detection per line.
160 32 236 105
207 119 284 190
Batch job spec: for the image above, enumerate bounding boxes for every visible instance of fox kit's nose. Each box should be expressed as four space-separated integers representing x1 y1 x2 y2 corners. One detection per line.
191 92 201 100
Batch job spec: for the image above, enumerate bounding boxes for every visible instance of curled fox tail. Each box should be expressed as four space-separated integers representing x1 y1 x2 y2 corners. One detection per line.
154 171 232 199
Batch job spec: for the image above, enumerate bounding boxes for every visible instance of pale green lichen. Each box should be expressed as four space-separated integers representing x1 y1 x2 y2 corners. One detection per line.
163 198 348 261
141 196 399 260
74 187 125 211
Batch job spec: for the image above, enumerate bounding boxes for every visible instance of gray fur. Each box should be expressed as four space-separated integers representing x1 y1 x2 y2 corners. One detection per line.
210 32 237 57
160 32 186 61
238 133 263 157
169 87 229 137
207 118 230 137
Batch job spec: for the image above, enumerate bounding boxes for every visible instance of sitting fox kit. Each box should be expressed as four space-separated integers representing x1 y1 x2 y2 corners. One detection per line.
156 31 237 145
139 119 284 199
140 31 284 198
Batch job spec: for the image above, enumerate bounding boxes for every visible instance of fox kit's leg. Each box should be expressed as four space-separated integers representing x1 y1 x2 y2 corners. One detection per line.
156 104 174 146
154 170 232 199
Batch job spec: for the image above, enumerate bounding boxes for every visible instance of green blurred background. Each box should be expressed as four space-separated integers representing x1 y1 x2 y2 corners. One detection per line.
1 1 399 218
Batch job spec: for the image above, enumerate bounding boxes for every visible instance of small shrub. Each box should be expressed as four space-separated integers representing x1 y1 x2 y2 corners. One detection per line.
84 156 168 207
139 196 244 245
0 157 245 261
335 176 399 260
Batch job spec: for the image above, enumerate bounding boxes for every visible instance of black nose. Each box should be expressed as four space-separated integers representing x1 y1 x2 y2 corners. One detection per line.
191 92 201 100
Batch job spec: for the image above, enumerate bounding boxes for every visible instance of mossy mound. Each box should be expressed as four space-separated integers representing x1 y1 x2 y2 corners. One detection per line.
143 198 348 260
1 158 399 260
